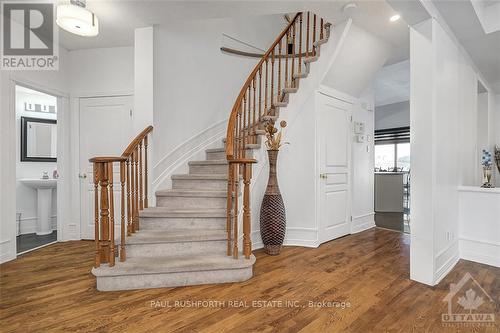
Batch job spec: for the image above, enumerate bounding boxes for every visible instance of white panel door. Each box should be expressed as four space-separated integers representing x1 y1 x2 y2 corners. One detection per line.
317 92 352 244
79 96 133 240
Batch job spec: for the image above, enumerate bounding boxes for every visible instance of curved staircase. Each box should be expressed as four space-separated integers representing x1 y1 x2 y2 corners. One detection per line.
91 12 331 291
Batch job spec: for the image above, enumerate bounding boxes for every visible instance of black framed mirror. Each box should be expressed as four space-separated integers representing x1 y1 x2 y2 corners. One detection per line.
21 116 57 162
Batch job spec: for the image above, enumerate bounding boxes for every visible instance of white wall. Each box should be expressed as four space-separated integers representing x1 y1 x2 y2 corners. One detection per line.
410 18 496 285
410 19 435 285
351 87 376 232
134 28 154 134
321 24 390 98
494 94 500 187
246 21 386 248
375 101 410 130
458 188 500 267
0 47 70 263
152 15 284 179
68 47 134 96
1 45 135 262
15 87 58 235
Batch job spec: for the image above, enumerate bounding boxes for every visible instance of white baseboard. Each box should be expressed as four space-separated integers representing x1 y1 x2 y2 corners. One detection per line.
459 237 500 268
351 212 375 234
434 241 459 285
0 251 16 264
251 227 319 250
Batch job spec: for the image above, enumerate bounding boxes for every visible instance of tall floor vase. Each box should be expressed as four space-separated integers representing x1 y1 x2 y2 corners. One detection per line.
260 149 286 255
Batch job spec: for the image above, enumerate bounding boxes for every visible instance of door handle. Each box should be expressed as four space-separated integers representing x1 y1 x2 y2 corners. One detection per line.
320 173 328 179
79 173 87 179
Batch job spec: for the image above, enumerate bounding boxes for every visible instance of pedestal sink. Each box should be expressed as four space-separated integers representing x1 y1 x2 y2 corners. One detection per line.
19 179 57 235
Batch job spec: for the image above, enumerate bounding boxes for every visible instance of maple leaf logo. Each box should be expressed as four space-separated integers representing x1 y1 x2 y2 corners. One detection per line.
457 289 484 313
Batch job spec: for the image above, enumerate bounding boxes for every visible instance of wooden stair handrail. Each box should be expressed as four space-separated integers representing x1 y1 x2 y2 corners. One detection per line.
223 12 329 260
89 156 127 163
90 125 153 268
221 47 312 59
225 12 301 159
122 125 153 157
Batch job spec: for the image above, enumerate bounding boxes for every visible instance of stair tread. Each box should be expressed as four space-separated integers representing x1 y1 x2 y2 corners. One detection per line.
92 253 256 277
126 229 226 244
172 174 228 180
155 189 227 197
189 160 228 165
140 207 226 218
205 147 226 153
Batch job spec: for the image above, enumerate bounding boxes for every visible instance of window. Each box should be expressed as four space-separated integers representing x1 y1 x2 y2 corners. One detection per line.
396 143 410 171
375 144 395 171
374 127 410 171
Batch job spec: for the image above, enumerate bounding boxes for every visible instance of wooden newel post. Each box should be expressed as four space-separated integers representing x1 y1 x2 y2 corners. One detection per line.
228 158 256 259
242 163 253 259
99 162 110 264
93 162 100 268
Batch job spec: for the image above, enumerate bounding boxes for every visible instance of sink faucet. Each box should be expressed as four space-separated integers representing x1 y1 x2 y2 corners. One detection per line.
42 172 49 180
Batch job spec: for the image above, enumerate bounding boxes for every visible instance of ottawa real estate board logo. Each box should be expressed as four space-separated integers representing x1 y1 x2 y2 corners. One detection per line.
1 1 59 70
442 272 496 328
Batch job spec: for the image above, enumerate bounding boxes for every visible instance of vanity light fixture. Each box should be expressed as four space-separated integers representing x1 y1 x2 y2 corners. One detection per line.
389 14 401 22
57 0 99 36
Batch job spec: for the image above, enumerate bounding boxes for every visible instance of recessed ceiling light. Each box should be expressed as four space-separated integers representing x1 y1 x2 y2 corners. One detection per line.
390 14 401 22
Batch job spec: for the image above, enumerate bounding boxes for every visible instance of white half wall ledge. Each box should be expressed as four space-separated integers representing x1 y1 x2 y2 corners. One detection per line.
460 238 500 268
458 186 500 268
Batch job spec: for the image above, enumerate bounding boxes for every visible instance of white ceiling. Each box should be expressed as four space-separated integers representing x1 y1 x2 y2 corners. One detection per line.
432 0 500 92
58 0 409 65
374 59 410 107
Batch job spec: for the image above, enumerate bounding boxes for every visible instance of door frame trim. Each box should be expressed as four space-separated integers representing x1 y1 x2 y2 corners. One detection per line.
5 77 70 259
315 90 353 245
76 94 133 240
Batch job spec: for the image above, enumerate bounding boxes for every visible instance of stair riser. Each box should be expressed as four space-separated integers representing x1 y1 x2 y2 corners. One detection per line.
126 240 226 258
172 178 227 191
206 150 254 161
206 151 226 160
140 217 226 230
189 164 228 174
96 266 253 291
156 196 226 209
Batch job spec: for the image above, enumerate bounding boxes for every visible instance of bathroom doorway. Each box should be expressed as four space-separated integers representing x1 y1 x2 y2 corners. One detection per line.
15 85 59 254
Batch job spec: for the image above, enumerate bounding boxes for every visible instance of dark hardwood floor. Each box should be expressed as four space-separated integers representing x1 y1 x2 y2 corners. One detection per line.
1 228 498 332
16 230 57 253
375 212 410 233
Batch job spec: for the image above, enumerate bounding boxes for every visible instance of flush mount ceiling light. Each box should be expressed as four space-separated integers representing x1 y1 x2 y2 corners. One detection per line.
389 14 401 22
57 0 99 36
342 2 358 17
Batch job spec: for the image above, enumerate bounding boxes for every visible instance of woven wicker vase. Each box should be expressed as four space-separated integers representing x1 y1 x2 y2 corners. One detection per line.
260 149 286 255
